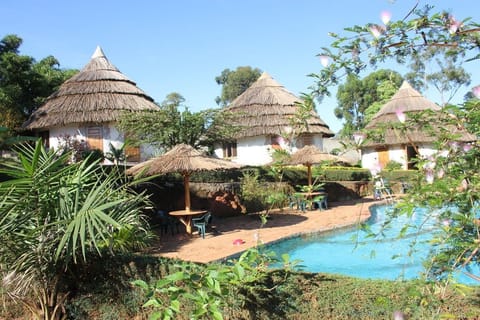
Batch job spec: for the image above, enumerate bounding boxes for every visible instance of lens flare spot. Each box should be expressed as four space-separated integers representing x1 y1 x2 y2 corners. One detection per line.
381 11 391 25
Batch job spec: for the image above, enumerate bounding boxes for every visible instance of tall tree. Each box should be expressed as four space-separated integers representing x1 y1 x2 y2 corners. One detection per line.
215 66 262 106
118 93 237 152
335 69 402 137
0 34 76 131
363 78 400 123
405 46 471 106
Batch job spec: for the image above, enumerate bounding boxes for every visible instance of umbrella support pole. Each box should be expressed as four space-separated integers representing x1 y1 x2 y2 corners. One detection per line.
307 165 312 187
184 173 191 211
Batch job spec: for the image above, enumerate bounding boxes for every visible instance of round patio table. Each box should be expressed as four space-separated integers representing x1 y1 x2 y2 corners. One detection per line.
169 209 207 234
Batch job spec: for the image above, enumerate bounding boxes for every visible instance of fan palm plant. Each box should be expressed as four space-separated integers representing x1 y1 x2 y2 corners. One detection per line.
0 140 150 320
104 142 126 165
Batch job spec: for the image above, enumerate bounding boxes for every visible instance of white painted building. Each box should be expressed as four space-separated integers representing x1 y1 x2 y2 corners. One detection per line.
23 46 159 163
360 81 475 171
213 72 334 165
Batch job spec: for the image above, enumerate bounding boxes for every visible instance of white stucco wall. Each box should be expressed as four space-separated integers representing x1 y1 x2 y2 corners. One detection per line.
47 123 156 163
389 146 407 168
235 136 272 165
312 135 324 150
322 137 361 164
417 144 438 158
213 133 327 166
361 143 437 171
361 148 379 170
49 125 87 151
105 125 160 162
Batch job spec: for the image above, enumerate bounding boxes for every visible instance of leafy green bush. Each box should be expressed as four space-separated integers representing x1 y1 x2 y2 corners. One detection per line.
191 166 372 185
239 170 292 213
82 148 105 164
134 248 303 320
384 160 403 171
3 252 479 320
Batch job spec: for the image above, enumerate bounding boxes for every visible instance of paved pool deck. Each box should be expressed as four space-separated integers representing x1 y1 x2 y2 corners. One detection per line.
146 197 381 264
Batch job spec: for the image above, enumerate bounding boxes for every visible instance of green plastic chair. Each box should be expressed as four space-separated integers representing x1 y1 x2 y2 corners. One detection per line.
313 194 328 210
289 194 307 212
192 212 212 239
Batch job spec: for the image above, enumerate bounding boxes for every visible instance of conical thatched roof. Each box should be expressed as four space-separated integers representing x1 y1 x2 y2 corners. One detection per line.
223 72 334 139
367 81 441 128
24 46 159 130
363 81 475 147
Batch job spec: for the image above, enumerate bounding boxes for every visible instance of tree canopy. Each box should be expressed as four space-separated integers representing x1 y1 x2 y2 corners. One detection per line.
404 46 471 106
313 3 480 283
310 4 479 100
117 92 237 153
335 69 403 137
215 66 262 106
0 34 77 131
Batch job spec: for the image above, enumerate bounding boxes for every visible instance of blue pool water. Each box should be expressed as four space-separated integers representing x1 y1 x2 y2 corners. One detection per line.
268 204 478 284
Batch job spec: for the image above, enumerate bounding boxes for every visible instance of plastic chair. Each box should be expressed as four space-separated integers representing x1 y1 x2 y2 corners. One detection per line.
313 194 328 210
373 176 393 201
192 212 212 239
289 194 307 212
155 210 181 236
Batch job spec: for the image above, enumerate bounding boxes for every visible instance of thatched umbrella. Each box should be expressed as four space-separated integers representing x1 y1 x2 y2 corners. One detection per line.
289 145 350 186
223 72 334 139
364 81 475 146
126 144 242 211
24 46 159 129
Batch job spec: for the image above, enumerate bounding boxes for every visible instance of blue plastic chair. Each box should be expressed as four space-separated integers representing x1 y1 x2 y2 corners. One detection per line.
192 212 212 239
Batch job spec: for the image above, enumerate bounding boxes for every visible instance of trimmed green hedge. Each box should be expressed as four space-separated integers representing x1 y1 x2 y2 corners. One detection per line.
381 170 418 182
151 165 418 186
313 166 371 181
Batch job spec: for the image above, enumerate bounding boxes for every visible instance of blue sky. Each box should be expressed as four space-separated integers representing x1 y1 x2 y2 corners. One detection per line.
1 0 479 133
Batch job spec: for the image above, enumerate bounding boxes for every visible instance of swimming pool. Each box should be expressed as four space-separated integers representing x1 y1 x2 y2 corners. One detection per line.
267 204 478 284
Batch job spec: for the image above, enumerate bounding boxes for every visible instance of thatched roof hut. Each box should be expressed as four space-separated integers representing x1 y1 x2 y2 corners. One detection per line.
223 72 334 139
24 46 159 130
363 81 475 147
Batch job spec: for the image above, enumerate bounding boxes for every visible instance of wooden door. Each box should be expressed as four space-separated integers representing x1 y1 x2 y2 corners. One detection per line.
87 126 103 151
377 148 390 169
124 132 141 162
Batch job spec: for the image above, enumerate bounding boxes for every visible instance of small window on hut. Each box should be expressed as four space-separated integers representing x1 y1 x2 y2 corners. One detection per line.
296 134 313 148
124 133 141 163
125 145 141 163
87 126 103 152
222 142 237 158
